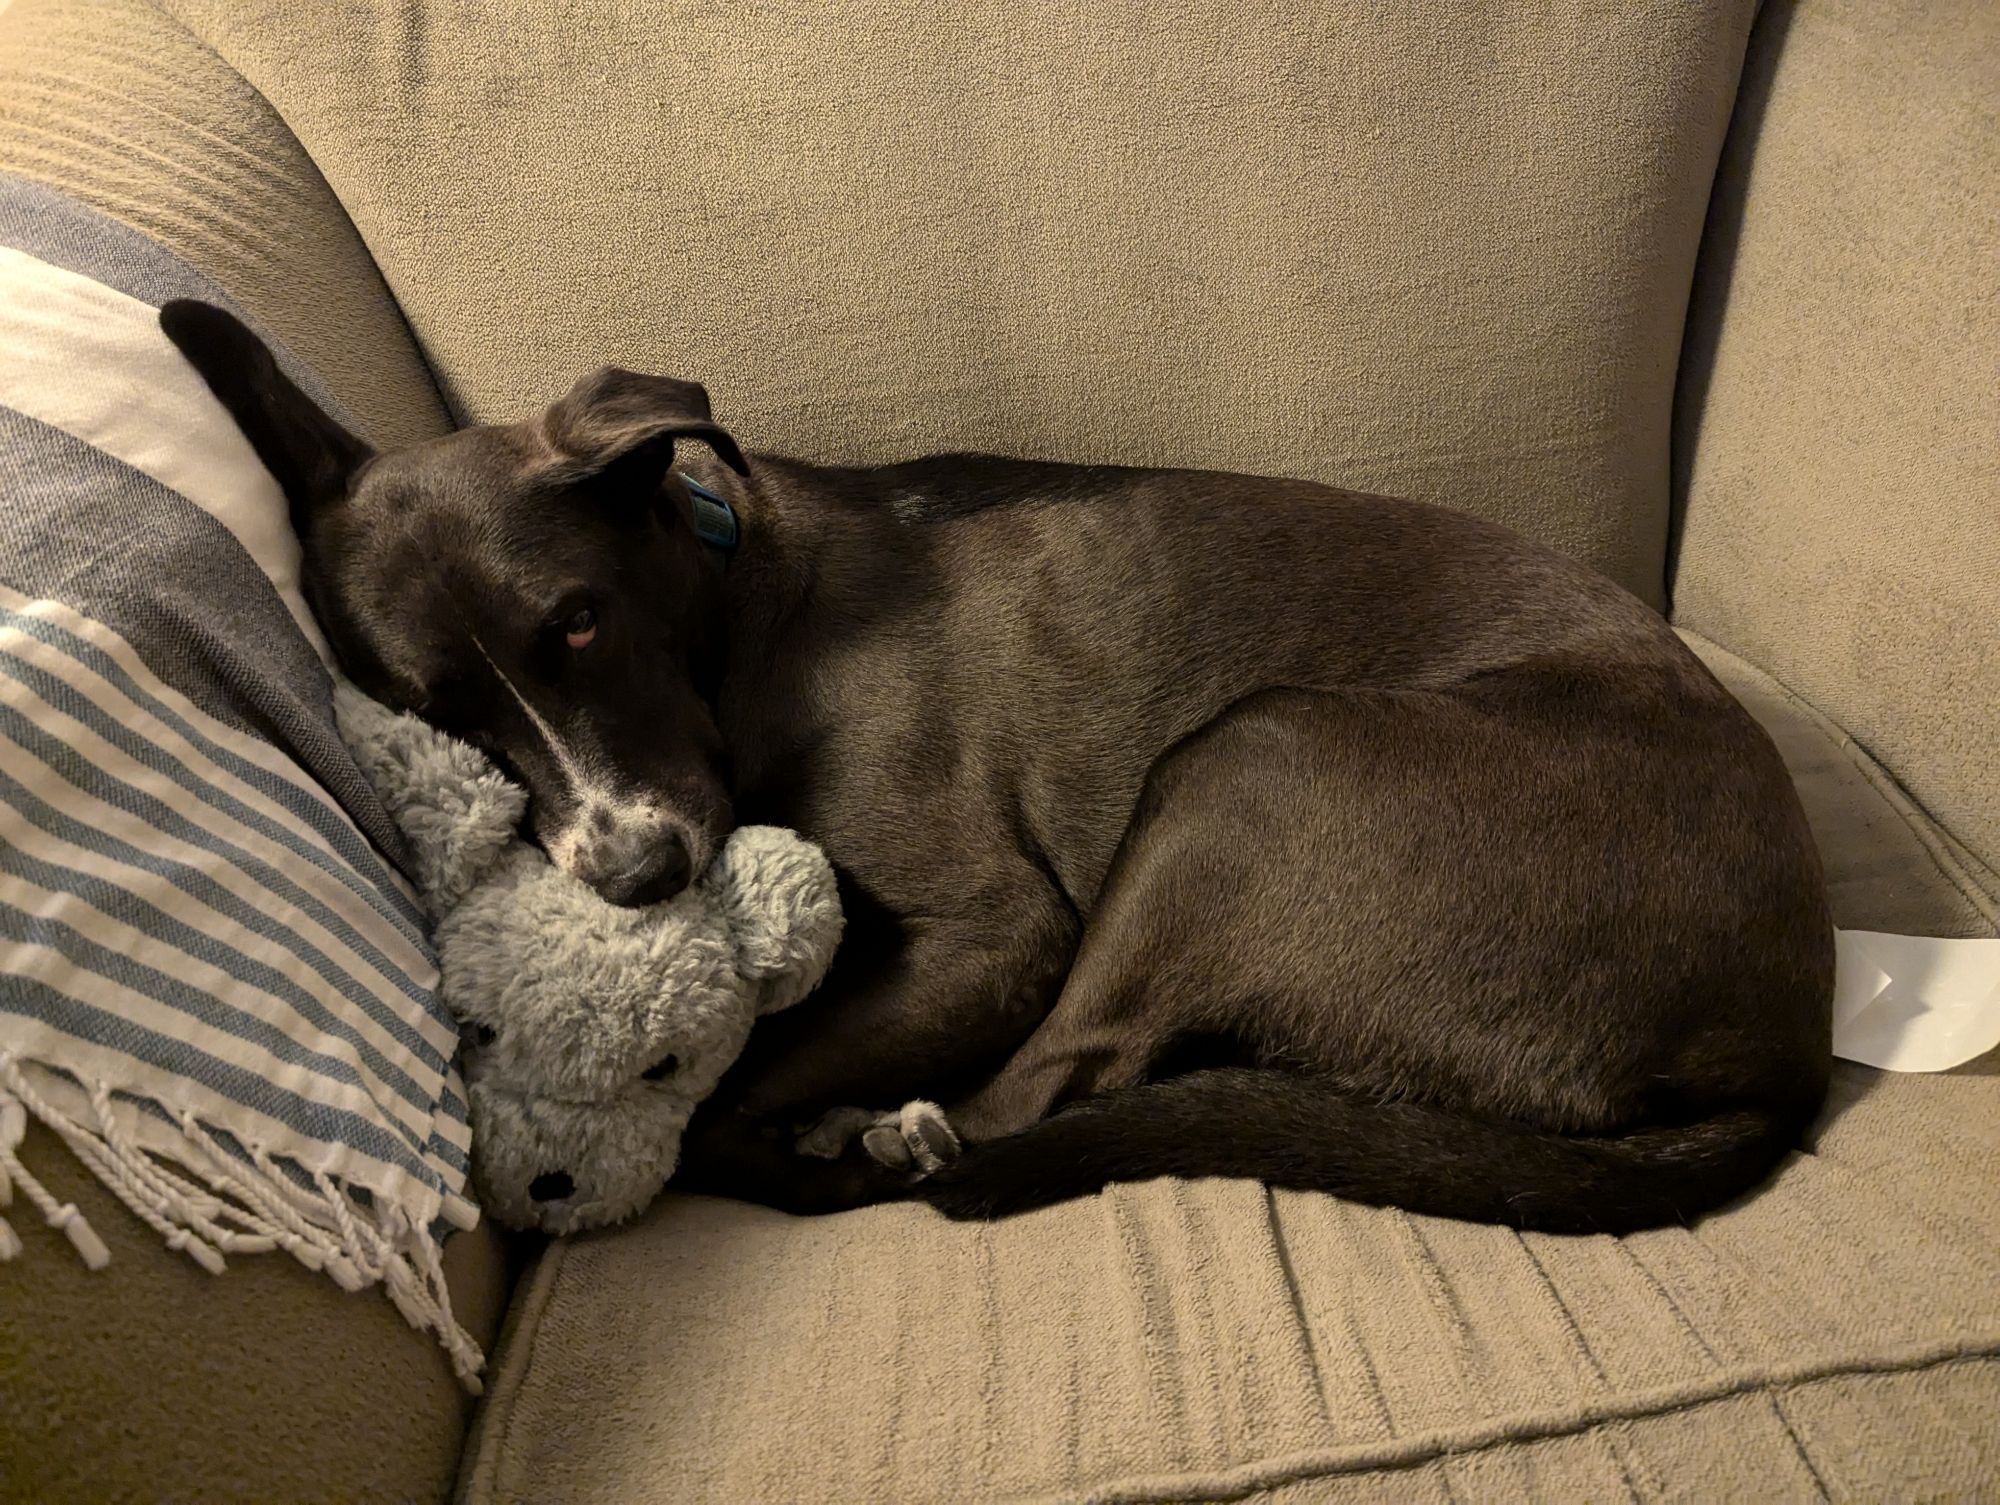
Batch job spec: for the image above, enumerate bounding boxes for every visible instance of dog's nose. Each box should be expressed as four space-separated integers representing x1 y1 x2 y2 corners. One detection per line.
598 831 692 908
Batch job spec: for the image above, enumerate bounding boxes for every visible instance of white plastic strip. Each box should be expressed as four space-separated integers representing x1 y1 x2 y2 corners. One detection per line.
1832 930 2000 1072
0 246 331 665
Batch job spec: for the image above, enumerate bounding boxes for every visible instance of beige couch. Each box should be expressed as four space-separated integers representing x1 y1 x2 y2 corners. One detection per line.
2 0 1994 1498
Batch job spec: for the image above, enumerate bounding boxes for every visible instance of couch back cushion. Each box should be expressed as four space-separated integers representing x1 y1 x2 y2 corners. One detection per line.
162 0 1755 606
0 0 454 452
1671 0 2000 877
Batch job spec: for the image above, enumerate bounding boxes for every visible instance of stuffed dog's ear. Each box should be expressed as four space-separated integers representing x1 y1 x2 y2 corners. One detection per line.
701 826 846 1016
541 367 749 495
334 684 527 914
159 300 373 544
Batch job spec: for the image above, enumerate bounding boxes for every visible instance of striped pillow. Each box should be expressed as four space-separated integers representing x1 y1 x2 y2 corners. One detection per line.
0 174 482 1387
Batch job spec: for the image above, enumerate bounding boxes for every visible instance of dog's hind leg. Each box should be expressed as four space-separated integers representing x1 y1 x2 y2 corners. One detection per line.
923 679 1829 1225
932 683 1512 1161
675 886 1076 1212
936 696 1340 1146
941 679 1620 1152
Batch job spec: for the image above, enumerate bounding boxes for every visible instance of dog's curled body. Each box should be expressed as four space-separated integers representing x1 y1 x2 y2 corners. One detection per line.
160 299 1834 1232
703 455 1833 1228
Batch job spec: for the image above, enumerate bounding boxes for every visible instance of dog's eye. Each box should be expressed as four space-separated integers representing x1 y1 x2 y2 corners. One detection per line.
562 606 597 650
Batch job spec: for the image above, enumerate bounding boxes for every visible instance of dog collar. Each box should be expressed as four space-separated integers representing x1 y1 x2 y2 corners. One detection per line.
682 475 738 554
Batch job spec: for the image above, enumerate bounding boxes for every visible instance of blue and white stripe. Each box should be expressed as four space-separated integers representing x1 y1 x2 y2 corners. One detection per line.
0 587 473 1216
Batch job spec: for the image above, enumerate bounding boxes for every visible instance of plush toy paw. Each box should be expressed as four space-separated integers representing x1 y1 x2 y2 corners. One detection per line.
705 827 844 1015
859 1100 962 1176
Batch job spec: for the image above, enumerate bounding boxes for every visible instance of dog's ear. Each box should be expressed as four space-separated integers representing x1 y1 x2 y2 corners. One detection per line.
542 367 749 492
160 300 373 542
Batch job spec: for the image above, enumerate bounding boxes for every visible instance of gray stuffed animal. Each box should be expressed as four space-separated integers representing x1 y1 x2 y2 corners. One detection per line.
334 685 842 1235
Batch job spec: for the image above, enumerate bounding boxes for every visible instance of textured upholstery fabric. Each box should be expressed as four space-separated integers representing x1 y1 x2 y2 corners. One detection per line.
157 0 1759 607
464 1053 2000 1503
1671 0 2000 874
0 0 451 450
3 0 1994 1500
0 1119 516 1505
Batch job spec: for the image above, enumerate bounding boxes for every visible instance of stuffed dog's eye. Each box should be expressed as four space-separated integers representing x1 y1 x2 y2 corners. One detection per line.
562 606 597 649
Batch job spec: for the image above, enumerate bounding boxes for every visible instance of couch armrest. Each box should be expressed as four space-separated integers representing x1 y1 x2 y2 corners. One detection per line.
0 1120 516 1504
1670 0 1998 884
0 0 451 449
1683 631 1997 937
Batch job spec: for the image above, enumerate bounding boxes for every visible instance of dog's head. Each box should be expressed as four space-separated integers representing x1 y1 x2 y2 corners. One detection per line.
162 300 747 906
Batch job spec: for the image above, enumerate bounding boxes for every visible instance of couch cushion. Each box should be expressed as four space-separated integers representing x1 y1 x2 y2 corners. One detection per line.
464 650 1999 1501
465 1056 1998 1503
1669 0 2000 873
1 1118 515 1505
157 0 1758 608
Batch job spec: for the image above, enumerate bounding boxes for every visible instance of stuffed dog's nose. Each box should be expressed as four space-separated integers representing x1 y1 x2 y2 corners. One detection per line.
600 831 692 908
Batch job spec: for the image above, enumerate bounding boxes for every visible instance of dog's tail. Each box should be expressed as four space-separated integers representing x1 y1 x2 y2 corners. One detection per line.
918 1068 1817 1233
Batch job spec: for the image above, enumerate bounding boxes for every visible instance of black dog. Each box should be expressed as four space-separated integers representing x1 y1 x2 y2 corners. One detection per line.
163 300 1834 1232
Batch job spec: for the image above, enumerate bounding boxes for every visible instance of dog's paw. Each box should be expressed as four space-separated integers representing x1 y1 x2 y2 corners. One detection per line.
795 1105 880 1160
860 1100 962 1177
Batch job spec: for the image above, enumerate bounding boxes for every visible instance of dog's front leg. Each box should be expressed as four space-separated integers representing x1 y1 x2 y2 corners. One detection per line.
675 904 1075 1213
